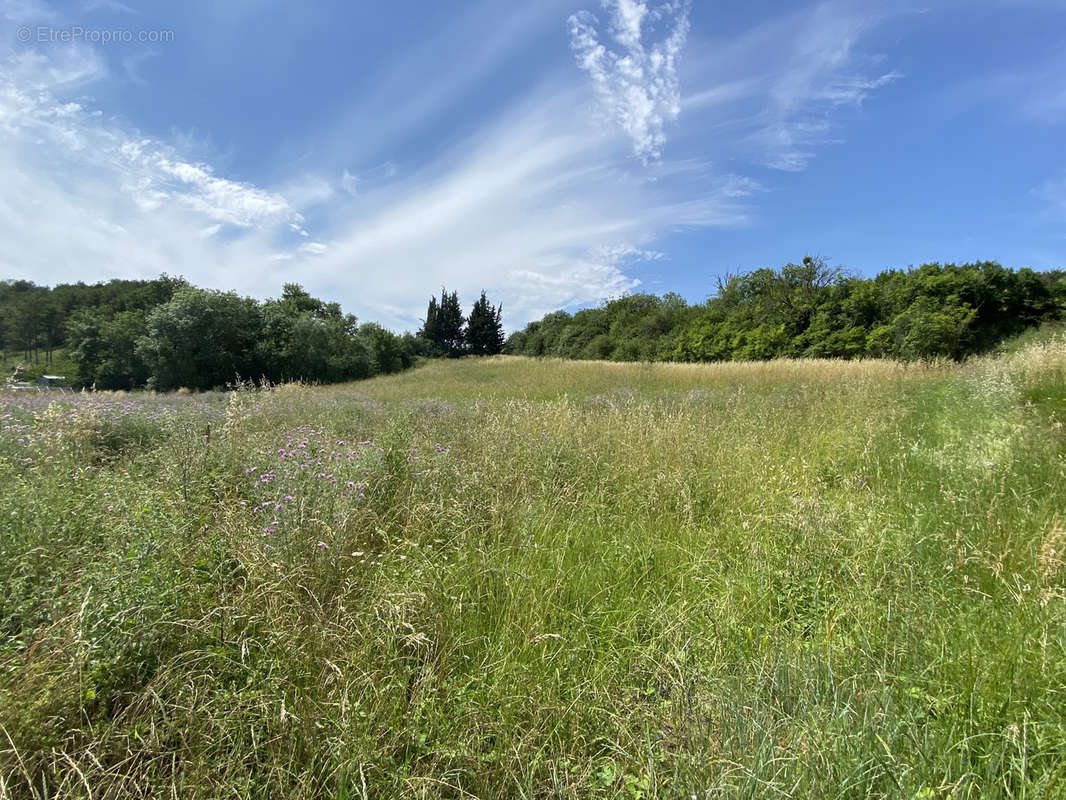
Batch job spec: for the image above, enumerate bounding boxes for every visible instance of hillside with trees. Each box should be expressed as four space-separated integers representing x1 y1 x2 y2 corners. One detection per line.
1 278 507 390
505 259 1066 362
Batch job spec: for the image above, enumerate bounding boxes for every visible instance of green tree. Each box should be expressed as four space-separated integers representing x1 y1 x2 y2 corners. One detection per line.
137 288 264 390
67 308 151 389
3 287 47 363
892 297 976 360
358 322 408 374
418 288 466 357
467 291 504 355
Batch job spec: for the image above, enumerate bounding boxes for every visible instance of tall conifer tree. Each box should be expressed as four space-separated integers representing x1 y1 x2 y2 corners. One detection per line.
467 290 504 355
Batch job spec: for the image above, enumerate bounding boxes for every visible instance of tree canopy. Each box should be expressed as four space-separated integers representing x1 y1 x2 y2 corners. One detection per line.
504 259 1064 363
416 288 504 358
1 277 416 391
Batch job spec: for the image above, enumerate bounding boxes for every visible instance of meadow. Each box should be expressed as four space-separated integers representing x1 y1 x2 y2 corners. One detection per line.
1 340 1065 799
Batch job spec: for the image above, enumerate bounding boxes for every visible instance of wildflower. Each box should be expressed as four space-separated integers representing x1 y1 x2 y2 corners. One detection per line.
316 541 328 551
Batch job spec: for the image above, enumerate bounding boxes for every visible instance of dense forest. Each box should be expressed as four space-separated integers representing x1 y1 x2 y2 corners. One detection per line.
0 278 504 391
505 259 1066 362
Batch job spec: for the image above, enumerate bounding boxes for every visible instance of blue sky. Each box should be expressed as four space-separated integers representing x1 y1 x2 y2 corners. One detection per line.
1 0 1064 331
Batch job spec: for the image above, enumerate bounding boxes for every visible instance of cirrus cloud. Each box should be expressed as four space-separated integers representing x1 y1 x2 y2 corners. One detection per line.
568 0 691 162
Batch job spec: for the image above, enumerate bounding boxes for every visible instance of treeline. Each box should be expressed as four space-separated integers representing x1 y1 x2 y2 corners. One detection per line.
505 259 1066 362
1 278 509 391
1 277 418 390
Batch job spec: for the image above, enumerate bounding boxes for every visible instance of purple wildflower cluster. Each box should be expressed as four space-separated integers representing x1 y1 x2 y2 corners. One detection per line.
0 390 226 420
0 390 227 463
243 425 386 536
1 412 32 448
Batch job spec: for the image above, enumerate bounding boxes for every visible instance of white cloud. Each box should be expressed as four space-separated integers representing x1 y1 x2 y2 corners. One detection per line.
152 158 299 228
595 243 666 263
340 162 398 197
1 0 56 23
83 0 139 13
300 241 328 255
756 4 901 171
279 174 335 209
341 169 359 196
0 48 304 233
303 88 755 329
0 44 315 301
569 0 690 161
0 2 754 333
680 2 900 172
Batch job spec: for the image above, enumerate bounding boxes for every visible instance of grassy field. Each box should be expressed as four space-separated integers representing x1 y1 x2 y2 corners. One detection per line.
2 340 1065 798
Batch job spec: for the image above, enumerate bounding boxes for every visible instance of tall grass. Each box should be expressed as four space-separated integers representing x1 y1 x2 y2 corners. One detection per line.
1 342 1064 798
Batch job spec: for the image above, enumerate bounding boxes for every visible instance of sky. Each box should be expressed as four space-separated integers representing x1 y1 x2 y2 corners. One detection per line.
0 0 1064 332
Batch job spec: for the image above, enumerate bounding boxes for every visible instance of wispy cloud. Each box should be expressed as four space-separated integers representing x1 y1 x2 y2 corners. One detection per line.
568 0 691 162
0 42 313 298
299 85 756 328
980 59 1066 126
83 0 139 13
148 157 299 228
680 2 900 172
0 29 754 331
1036 174 1066 222
755 4 900 171
1 72 303 231
340 162 397 197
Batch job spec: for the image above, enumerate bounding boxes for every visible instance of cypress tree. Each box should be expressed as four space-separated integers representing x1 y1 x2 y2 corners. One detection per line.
438 289 466 356
419 295 440 352
467 290 505 355
419 288 465 356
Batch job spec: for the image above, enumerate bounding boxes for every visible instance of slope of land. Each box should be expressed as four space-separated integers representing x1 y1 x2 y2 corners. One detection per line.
2 342 1065 798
